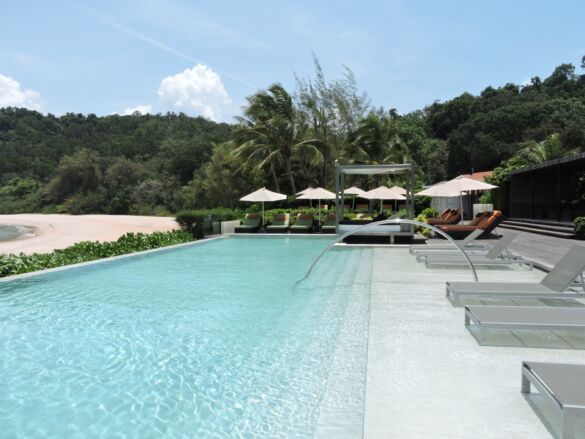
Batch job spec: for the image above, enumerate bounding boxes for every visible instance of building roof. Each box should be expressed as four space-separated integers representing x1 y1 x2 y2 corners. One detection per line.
462 171 493 182
509 151 585 176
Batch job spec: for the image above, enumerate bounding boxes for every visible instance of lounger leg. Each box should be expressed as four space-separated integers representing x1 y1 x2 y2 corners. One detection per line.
521 371 531 394
562 410 576 439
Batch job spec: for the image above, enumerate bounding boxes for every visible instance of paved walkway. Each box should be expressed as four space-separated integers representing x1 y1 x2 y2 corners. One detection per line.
495 227 585 270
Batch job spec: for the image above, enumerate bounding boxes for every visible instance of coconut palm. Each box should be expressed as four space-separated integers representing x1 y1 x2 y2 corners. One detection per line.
233 84 324 193
518 133 578 164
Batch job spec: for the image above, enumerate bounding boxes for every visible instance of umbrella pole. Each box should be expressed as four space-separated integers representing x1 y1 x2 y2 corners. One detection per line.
352 195 355 210
459 192 463 224
262 201 265 228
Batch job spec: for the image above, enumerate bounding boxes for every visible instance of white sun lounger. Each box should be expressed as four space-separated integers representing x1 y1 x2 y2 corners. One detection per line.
521 361 585 439
409 229 485 255
446 246 585 306
422 233 532 268
465 305 585 344
415 231 513 262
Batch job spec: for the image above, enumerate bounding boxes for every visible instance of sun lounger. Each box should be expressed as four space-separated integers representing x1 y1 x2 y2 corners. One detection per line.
320 214 336 233
427 209 461 226
290 213 314 233
409 229 485 255
266 213 290 233
234 213 262 233
421 232 531 268
521 361 585 439
439 211 505 239
446 246 585 306
464 305 585 344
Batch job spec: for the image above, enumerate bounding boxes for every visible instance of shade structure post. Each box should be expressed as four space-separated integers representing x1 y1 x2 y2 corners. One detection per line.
262 201 265 227
335 160 340 232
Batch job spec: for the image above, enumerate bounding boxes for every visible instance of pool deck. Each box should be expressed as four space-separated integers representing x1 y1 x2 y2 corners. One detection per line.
362 246 585 438
496 227 585 270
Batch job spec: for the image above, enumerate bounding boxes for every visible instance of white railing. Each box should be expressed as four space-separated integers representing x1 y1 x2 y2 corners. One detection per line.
298 218 479 283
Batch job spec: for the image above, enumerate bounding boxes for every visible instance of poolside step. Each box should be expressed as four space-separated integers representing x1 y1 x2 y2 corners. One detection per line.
499 219 576 239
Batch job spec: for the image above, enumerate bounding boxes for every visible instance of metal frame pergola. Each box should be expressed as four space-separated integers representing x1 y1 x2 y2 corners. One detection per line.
334 161 416 233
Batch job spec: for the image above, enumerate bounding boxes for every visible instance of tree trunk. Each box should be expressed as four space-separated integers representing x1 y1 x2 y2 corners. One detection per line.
270 162 281 193
286 159 296 194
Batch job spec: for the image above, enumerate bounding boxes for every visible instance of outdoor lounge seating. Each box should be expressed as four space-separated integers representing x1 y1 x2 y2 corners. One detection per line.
521 361 585 439
234 213 262 233
420 232 532 268
320 214 336 233
438 210 505 239
427 209 461 226
265 213 290 233
290 213 314 233
464 305 585 344
446 246 585 306
409 229 485 255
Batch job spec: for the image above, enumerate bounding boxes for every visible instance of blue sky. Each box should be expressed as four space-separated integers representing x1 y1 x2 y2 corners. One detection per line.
1 0 584 122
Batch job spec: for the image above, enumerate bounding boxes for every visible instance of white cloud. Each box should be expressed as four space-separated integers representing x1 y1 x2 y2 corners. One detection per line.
158 64 232 121
120 104 153 115
0 73 44 111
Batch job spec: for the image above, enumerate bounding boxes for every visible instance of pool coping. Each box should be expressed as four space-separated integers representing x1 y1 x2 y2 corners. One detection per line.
0 235 229 283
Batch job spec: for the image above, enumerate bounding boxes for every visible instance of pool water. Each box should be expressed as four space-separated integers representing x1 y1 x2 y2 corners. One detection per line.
0 237 373 438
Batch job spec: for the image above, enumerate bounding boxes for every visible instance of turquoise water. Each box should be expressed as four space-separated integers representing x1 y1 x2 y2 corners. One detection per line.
0 225 33 242
0 237 372 438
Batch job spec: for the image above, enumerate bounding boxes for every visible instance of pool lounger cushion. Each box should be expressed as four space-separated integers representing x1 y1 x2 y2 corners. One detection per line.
266 213 290 233
521 361 585 439
464 305 585 343
446 246 585 306
290 214 314 233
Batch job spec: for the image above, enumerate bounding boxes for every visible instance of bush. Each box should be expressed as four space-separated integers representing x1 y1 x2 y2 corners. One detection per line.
0 230 193 278
575 217 585 239
415 213 432 238
421 207 440 218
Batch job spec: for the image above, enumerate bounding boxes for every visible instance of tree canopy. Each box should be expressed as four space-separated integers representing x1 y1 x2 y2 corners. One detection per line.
1 56 584 214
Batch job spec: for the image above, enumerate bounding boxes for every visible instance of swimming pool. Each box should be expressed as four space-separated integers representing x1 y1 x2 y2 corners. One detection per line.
0 237 373 438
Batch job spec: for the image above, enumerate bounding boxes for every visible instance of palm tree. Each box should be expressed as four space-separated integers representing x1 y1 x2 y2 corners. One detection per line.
349 112 406 165
518 133 578 164
233 84 324 193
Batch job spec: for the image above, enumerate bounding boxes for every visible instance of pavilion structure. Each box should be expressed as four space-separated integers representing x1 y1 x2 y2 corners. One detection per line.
334 162 416 239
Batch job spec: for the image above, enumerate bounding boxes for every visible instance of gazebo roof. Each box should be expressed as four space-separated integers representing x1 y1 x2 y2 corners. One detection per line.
338 164 413 175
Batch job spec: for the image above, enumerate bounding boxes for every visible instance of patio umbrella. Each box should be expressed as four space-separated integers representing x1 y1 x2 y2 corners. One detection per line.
295 186 314 196
240 187 287 226
363 186 406 213
389 185 407 195
416 176 497 220
388 186 407 210
297 187 336 217
344 186 366 209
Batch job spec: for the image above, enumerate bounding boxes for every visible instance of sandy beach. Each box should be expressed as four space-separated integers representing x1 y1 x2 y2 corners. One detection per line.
0 214 179 255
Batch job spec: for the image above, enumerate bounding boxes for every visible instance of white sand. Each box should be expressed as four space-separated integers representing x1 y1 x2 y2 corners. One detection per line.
0 214 179 255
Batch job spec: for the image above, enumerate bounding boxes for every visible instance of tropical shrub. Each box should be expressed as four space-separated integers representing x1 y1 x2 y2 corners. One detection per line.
0 230 193 278
574 217 585 239
421 207 440 218
414 213 432 238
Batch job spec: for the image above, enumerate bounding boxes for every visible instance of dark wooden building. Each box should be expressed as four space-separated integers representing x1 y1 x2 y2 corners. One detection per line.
509 153 585 222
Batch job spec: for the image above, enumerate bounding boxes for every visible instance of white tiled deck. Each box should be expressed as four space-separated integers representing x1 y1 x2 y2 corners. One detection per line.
363 247 585 438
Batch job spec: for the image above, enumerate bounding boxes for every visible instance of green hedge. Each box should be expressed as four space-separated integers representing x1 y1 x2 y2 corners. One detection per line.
575 217 585 239
0 230 193 278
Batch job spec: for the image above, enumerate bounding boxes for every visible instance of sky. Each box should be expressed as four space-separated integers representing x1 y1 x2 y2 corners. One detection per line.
1 0 584 122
